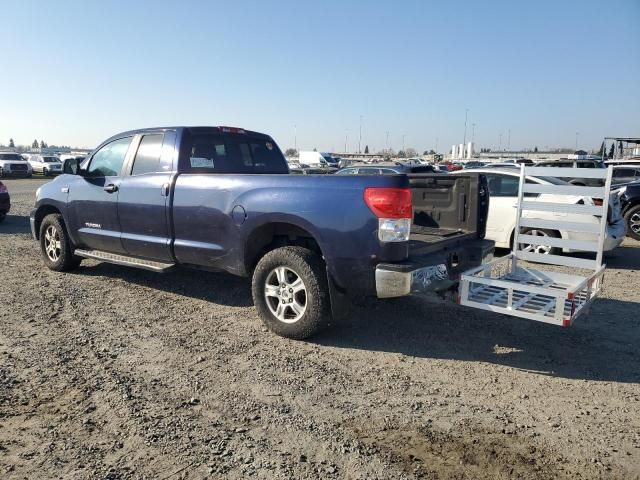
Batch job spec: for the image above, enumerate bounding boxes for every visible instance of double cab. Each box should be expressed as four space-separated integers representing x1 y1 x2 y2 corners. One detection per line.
31 126 493 339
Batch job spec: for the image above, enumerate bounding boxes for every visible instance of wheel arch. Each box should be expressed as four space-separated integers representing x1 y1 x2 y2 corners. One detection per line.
244 221 324 276
33 204 62 240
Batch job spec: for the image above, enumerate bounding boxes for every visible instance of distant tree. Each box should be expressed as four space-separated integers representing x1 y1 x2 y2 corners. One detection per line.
40 140 45 149
313 148 317 152
32 139 38 149
284 148 298 157
608 143 615 159
533 146 538 153
397 150 406 158
618 140 624 157
364 145 369 154
405 148 417 158
9 138 15 148
597 141 605 158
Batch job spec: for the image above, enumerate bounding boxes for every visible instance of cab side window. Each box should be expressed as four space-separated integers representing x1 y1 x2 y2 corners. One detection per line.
86 137 132 177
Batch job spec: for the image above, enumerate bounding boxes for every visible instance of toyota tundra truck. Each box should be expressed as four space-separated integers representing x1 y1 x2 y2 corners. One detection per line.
31 126 493 339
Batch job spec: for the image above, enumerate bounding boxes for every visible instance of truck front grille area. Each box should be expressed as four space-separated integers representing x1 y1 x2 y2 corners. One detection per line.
10 163 28 171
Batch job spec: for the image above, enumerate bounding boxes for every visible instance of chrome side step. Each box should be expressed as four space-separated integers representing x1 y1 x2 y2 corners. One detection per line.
74 249 175 272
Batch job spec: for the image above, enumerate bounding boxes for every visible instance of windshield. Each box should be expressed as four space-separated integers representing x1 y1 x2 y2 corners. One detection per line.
321 153 338 164
0 153 24 160
43 157 60 163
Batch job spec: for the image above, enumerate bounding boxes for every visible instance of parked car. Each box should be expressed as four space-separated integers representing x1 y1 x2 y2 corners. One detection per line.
535 159 605 186
618 182 640 240
335 163 437 175
288 162 333 175
453 168 625 253
298 151 340 168
0 152 33 178
462 161 486 169
611 165 640 186
0 180 10 223
434 164 450 173
31 125 493 339
482 162 520 169
28 154 64 176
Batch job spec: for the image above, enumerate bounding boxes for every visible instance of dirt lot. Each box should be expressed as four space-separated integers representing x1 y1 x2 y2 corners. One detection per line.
1 177 639 479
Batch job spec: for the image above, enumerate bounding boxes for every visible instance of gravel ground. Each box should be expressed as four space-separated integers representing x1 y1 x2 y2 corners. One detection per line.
1 177 639 480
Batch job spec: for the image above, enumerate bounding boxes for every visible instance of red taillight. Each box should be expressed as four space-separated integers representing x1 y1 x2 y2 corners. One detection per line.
219 126 246 134
364 188 412 219
0 182 6 193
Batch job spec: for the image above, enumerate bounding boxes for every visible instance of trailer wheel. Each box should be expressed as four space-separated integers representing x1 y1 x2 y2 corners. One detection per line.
39 214 82 272
625 204 640 241
252 246 330 339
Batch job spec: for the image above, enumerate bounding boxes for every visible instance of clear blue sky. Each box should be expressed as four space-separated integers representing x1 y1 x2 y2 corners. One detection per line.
1 0 638 153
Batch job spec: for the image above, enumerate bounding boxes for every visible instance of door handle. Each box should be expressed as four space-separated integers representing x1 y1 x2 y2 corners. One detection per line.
104 184 118 193
160 183 170 197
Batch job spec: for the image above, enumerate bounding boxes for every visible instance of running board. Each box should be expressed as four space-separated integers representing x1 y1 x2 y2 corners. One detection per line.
74 249 175 272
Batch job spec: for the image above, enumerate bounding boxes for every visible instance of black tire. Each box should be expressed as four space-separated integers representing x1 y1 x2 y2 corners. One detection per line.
39 213 82 272
517 228 561 255
624 204 640 241
0 212 5 223
252 246 330 339
43 168 48 176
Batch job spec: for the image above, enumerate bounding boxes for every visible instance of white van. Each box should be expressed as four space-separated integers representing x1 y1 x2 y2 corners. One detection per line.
299 151 339 167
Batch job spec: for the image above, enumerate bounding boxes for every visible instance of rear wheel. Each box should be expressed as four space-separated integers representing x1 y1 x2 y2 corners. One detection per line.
518 228 560 255
43 167 48 176
39 214 82 271
0 212 5 223
624 205 640 241
252 246 330 339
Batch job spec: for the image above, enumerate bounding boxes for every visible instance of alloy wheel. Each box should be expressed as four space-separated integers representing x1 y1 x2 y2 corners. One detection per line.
264 266 307 323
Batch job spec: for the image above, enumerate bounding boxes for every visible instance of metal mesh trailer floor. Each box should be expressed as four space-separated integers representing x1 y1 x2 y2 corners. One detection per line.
459 165 613 326
459 254 605 326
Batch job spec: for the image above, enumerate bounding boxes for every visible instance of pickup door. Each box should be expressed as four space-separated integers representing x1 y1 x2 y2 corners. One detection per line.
67 136 134 254
116 131 176 261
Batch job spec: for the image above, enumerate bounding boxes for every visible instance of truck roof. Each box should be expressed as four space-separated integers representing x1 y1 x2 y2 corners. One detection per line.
102 126 270 144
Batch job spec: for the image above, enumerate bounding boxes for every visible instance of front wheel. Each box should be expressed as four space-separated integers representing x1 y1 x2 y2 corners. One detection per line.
39 214 82 271
624 205 640 241
252 246 330 339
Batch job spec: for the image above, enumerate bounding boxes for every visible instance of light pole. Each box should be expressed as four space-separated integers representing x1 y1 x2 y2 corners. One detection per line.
358 115 363 154
463 108 469 147
385 131 389 150
575 132 579 150
471 123 475 144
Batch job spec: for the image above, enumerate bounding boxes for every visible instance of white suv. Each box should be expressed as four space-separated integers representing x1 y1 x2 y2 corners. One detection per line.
0 152 33 178
28 154 63 176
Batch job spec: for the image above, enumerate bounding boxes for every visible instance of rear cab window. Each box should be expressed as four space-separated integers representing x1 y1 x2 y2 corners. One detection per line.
182 130 288 174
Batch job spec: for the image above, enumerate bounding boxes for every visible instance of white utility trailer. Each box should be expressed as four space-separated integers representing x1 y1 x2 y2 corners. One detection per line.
459 165 613 326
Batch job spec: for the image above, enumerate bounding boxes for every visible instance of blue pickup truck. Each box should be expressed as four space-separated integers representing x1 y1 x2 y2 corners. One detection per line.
31 126 493 339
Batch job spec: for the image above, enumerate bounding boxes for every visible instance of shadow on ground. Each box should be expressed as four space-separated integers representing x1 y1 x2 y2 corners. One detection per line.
315 294 640 384
77 261 254 308
0 215 31 235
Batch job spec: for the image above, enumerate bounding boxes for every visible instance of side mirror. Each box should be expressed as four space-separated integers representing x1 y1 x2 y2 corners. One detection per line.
63 158 83 175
